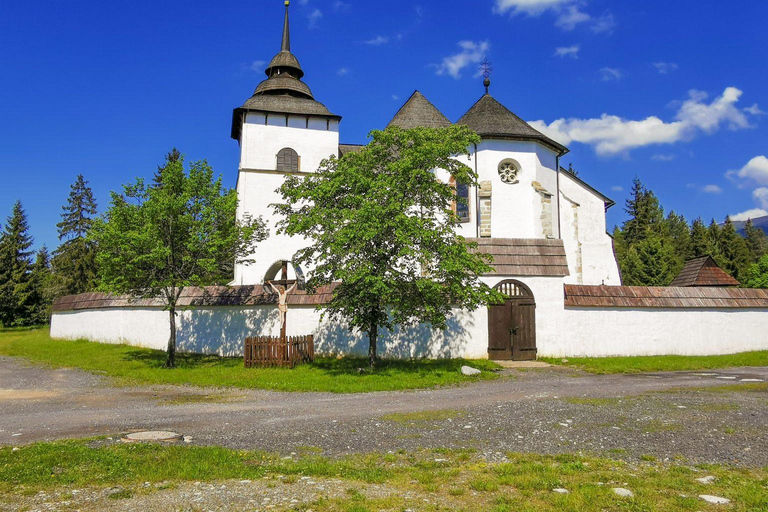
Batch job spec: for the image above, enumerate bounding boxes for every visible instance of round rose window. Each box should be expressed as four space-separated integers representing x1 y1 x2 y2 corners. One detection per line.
498 160 519 184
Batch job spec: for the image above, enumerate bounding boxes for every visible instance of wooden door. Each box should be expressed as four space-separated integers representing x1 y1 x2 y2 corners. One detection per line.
487 280 537 361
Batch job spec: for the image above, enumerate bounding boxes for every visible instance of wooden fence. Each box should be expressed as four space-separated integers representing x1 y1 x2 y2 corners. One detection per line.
244 335 315 368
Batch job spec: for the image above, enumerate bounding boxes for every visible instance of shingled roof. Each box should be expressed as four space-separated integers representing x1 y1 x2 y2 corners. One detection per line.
52 285 340 312
467 238 570 277
387 91 452 130
564 285 768 309
456 94 568 155
670 256 741 287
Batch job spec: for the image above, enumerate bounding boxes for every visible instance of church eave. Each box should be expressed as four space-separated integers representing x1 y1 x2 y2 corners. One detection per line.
231 105 342 141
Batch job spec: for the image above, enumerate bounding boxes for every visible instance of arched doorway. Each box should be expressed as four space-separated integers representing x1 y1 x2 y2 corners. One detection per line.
488 280 537 361
263 260 306 290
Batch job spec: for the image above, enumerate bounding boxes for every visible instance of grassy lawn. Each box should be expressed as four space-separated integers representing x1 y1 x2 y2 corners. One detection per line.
541 351 768 375
2 441 767 511
0 327 501 393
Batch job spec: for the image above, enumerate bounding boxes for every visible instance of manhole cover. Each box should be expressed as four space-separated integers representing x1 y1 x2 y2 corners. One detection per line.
121 431 183 443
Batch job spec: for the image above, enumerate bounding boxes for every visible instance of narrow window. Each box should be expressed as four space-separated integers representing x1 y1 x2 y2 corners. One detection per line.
276 148 300 172
450 176 471 223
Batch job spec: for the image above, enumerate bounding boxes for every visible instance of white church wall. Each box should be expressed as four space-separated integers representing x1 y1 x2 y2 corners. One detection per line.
545 307 768 358
533 144 561 238
474 140 559 239
239 113 339 173
559 172 621 285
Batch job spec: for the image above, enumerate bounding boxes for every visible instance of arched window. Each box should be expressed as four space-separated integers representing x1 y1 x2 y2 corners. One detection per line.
449 176 470 223
276 148 300 172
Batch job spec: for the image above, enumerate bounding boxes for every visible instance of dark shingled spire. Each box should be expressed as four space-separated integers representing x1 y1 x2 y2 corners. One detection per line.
387 91 452 130
231 1 339 140
457 84 569 155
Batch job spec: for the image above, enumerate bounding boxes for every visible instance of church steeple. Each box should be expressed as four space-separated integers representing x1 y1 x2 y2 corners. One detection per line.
281 1 291 52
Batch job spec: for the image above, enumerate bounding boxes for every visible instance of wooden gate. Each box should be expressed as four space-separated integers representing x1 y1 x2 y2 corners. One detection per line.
488 280 537 361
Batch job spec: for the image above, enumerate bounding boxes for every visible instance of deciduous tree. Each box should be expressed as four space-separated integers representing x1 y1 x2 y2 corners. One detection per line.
92 152 267 367
275 126 504 369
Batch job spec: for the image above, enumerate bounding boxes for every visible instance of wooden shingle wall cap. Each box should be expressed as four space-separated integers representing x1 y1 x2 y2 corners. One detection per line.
466 238 570 277
52 284 340 312
564 284 768 309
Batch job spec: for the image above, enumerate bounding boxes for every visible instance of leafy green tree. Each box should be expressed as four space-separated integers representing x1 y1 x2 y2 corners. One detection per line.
743 219 767 262
92 152 268 367
0 201 35 326
690 217 709 258
51 174 99 298
744 254 768 288
274 126 504 368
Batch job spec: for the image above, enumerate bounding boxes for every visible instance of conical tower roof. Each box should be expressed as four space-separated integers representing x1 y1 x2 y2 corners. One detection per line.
387 91 452 130
232 1 339 140
457 81 568 155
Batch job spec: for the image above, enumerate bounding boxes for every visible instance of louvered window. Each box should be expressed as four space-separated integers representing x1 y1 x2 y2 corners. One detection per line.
276 148 299 172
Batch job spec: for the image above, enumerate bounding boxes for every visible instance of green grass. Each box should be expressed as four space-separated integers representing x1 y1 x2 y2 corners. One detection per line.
542 351 768 374
0 328 501 393
2 441 768 511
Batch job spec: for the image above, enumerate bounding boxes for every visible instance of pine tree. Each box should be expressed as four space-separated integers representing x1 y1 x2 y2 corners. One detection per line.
51 174 98 297
719 217 752 282
622 234 676 286
663 211 691 276
622 178 663 246
0 201 35 326
706 219 723 262
28 246 52 324
744 219 768 262
690 218 709 257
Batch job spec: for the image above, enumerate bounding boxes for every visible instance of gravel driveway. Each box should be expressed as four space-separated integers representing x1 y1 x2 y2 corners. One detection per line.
2 356 767 465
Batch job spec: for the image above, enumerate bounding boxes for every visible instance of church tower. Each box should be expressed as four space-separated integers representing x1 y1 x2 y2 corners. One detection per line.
231 1 340 285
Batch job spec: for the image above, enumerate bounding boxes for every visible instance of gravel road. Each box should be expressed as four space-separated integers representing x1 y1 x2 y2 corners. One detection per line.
2 356 767 465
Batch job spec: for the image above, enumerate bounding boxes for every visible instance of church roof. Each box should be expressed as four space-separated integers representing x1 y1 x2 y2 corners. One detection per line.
232 2 339 140
387 91 452 130
457 93 569 155
670 256 740 287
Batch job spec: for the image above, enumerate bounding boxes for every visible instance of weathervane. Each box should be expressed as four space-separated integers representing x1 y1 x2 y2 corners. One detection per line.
480 57 493 94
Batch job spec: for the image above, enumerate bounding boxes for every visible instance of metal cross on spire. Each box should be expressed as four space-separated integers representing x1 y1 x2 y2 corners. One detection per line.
479 57 493 94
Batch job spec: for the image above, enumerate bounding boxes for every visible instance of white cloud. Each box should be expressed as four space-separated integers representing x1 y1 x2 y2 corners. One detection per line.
744 104 766 116
702 184 722 194
652 154 676 162
333 1 350 11
249 60 266 72
392 94 400 101
591 12 616 34
365 35 389 46
435 40 490 79
599 67 623 81
494 0 574 16
653 62 679 75
554 45 580 58
308 8 322 28
555 5 590 30
754 188 768 209
529 87 757 156
298 0 309 5
726 156 768 186
611 186 624 192
337 67 349 76
731 208 768 222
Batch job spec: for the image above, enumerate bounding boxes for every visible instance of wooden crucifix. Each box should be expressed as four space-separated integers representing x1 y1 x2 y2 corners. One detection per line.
268 261 297 340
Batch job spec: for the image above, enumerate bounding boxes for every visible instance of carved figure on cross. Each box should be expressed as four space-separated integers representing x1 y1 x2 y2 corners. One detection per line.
269 281 297 334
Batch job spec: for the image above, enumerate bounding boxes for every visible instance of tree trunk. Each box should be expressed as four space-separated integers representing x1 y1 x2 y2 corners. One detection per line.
166 307 177 368
368 323 378 370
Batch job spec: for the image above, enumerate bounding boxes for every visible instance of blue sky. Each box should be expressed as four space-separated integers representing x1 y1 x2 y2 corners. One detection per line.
2 0 767 250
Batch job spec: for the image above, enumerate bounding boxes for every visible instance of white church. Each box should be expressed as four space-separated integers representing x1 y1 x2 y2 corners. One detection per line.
51 3 768 360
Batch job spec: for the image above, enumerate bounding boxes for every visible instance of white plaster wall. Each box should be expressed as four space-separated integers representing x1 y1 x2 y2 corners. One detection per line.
559 173 621 286
239 113 339 173
474 140 559 239
546 307 768 358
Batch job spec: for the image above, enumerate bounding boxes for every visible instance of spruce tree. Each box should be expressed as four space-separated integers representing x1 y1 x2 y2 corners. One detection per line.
744 219 768 262
0 201 35 326
719 217 752 282
663 211 691 276
706 219 723 262
690 218 709 257
622 234 676 286
51 174 98 297
28 246 52 324
622 178 663 246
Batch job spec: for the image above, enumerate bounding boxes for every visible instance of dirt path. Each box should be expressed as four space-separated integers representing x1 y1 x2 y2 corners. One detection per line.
1 356 767 465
